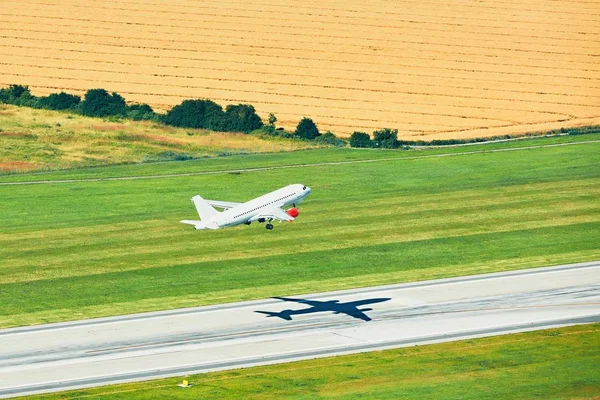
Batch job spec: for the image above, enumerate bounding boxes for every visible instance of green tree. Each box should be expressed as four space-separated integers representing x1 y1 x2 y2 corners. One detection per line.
268 113 277 127
315 131 346 147
127 103 157 121
0 84 35 106
37 92 80 110
162 99 226 130
6 84 30 99
295 117 320 140
373 128 399 148
80 89 127 117
349 131 372 148
223 104 263 132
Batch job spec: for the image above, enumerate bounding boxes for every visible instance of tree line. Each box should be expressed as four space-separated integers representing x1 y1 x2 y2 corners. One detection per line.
0 84 355 143
348 125 599 148
5 84 583 149
0 85 403 147
0 85 266 132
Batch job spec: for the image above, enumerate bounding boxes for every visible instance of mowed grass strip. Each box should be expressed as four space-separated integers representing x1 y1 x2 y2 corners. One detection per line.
1 178 598 283
0 140 599 327
24 323 600 400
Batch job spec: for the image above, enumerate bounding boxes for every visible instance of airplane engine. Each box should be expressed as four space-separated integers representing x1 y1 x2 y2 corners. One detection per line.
286 208 299 218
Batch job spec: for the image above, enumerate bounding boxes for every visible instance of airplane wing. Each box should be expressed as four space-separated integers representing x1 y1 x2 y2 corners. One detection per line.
341 309 372 322
273 297 322 306
181 220 201 226
205 200 242 210
257 207 295 222
345 298 391 308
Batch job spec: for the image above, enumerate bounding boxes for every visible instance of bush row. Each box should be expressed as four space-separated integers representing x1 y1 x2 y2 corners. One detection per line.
349 129 402 148
0 84 345 141
349 126 600 148
0 85 266 133
0 85 156 121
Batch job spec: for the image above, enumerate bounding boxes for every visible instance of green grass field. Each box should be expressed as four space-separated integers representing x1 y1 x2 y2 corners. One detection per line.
1 135 598 327
1 130 597 184
24 323 600 399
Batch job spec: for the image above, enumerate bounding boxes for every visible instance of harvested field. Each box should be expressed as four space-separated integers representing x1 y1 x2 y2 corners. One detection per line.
0 0 599 139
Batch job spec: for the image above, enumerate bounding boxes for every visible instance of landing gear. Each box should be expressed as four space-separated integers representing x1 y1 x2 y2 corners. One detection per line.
266 223 274 230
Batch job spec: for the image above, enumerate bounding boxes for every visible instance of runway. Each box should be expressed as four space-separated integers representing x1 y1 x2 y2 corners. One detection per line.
1 261 599 398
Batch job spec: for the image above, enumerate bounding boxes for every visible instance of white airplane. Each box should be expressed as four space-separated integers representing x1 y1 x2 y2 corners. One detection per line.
181 184 311 230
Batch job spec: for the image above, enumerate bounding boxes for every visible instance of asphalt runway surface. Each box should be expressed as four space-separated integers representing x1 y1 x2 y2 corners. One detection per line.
1 261 599 398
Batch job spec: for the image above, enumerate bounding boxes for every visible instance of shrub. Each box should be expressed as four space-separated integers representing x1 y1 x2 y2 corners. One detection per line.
80 89 127 117
162 99 226 130
223 104 263 132
373 128 399 148
127 103 158 121
37 92 81 110
0 84 35 106
256 125 277 135
2 84 29 99
315 131 346 147
349 131 372 148
295 117 320 140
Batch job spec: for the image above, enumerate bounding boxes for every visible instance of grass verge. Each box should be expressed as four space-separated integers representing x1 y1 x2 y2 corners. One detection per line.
22 323 600 399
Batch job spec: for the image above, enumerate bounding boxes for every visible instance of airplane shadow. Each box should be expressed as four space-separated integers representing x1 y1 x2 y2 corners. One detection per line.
255 296 392 322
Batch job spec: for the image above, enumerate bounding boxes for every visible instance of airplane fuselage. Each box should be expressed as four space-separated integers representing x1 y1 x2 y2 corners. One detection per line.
218 184 310 228
182 184 312 230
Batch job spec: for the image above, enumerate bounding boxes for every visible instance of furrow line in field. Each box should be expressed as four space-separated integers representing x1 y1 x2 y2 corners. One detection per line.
0 9 596 39
3 14 597 46
2 30 597 61
7 2 600 29
161 0 600 14
3 50 597 91
3 71 594 109
80 0 600 14
3 62 597 103
4 26 599 64
3 40 598 83
22 0 600 19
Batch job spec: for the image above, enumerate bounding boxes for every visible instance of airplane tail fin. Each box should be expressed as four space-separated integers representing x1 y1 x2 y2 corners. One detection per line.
192 195 220 221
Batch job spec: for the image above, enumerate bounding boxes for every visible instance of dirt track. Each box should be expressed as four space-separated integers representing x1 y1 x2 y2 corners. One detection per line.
1 0 599 138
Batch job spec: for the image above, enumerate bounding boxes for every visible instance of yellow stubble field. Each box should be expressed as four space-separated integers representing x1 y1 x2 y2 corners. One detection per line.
0 0 599 139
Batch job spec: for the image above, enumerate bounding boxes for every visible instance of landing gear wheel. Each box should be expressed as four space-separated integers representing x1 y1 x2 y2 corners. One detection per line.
266 223 274 230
